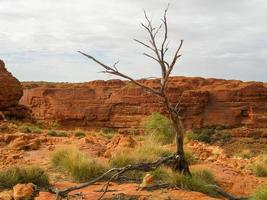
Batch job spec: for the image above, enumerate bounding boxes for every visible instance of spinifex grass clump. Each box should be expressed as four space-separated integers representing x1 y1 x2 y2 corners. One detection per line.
74 130 86 138
109 138 197 179
170 168 219 197
143 112 175 145
252 155 267 177
249 185 267 200
47 130 67 137
51 147 106 182
0 166 49 188
19 124 42 134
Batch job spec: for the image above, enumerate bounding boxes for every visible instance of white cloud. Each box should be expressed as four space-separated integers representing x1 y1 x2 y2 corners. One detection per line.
0 0 266 82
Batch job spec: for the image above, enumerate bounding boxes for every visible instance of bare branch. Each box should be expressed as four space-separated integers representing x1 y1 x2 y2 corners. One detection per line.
134 39 155 52
143 53 161 64
78 51 162 96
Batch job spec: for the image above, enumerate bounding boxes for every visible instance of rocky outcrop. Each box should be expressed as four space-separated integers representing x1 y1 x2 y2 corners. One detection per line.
20 77 267 130
0 59 28 119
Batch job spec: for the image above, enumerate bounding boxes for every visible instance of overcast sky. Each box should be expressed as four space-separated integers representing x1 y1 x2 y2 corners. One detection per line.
0 0 266 82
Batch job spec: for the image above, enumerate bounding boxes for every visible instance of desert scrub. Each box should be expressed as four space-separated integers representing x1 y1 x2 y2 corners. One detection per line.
74 130 86 138
253 164 267 177
100 128 117 139
109 139 173 179
143 112 175 144
0 166 49 188
233 149 254 159
51 147 106 182
19 124 42 134
249 185 267 200
47 130 67 137
170 168 219 197
185 150 197 165
252 155 267 177
186 130 211 144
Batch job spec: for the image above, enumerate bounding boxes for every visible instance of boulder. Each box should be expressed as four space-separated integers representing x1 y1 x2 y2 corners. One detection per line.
0 59 30 119
13 183 36 200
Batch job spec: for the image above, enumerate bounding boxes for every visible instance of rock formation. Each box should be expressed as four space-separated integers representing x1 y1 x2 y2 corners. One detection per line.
0 59 28 119
20 77 267 130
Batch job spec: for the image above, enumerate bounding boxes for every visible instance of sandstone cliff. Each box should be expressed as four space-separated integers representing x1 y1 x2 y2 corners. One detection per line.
0 60 27 119
20 77 267 130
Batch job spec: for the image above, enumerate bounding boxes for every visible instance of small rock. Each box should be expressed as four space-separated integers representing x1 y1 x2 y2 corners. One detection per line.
13 183 36 200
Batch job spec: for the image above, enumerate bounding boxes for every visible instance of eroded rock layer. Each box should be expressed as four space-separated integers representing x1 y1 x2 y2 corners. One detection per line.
0 59 27 118
20 77 267 130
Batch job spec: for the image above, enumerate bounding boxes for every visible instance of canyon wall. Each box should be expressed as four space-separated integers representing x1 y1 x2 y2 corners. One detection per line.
0 59 27 119
20 77 267 130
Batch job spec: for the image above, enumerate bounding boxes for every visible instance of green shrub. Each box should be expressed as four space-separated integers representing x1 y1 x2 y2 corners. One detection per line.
110 140 172 167
186 131 211 144
109 139 173 179
19 124 42 134
143 112 175 145
170 168 219 197
75 130 86 138
51 147 106 182
100 128 117 139
250 186 267 200
234 149 254 159
0 166 49 188
47 130 67 137
253 164 267 177
185 150 197 165
212 131 231 144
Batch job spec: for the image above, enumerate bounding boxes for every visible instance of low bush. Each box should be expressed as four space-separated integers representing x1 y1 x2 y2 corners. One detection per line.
143 112 175 145
253 164 267 177
0 166 49 188
185 150 197 165
74 130 86 138
170 168 219 197
100 128 117 139
51 147 106 182
186 131 211 144
47 130 67 137
249 185 267 200
234 149 254 159
19 124 42 134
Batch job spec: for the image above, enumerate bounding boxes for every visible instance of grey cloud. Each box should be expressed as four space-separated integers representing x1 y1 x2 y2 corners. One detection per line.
0 0 266 82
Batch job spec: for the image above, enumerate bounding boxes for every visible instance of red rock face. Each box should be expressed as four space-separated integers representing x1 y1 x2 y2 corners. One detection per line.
0 60 24 117
20 77 267 129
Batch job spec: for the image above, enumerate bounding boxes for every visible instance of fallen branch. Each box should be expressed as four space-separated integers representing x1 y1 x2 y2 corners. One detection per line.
51 155 177 200
49 154 249 200
209 185 249 200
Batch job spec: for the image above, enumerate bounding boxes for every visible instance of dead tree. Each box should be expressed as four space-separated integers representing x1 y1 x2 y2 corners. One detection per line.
78 6 191 175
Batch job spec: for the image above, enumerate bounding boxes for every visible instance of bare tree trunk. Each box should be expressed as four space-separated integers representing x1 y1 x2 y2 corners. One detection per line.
79 5 191 176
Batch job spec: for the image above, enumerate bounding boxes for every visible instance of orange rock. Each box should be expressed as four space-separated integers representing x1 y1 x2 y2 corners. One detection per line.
104 135 136 157
20 77 267 134
13 183 35 200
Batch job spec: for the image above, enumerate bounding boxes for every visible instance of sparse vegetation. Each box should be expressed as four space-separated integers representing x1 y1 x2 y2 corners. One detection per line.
47 130 67 137
234 149 254 159
110 140 172 167
143 112 175 145
74 130 86 138
170 168 219 197
249 185 267 200
185 150 197 165
19 124 42 134
100 128 117 139
186 128 231 145
252 155 267 177
51 147 106 182
253 164 267 177
0 166 49 188
186 130 211 144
